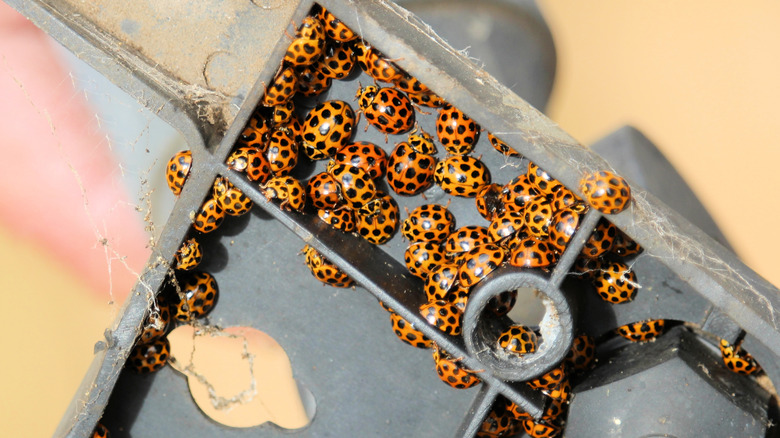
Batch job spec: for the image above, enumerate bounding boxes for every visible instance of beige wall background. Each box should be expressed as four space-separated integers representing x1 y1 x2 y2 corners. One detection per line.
2 2 778 436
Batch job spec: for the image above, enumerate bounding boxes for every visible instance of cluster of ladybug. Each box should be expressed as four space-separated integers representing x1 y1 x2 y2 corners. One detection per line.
145 5 763 437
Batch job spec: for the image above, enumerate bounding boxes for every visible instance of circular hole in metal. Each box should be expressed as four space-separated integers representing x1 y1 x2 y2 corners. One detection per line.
463 268 574 382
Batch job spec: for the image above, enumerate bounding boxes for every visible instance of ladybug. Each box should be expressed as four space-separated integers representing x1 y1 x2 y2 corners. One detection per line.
539 398 567 425
213 176 253 216
611 228 644 257
356 84 416 136
302 100 356 159
488 290 517 317
317 41 355 79
404 241 447 279
487 132 521 157
272 100 295 126
501 174 539 212
174 238 202 271
572 255 601 278
226 145 272 184
306 171 341 210
479 400 520 437
436 104 480 155
385 141 437 196
92 422 110 438
329 141 388 180
447 285 471 312
283 16 325 67
527 162 563 194
402 203 456 243
458 244 506 287
419 300 463 335
720 339 761 375
302 244 354 288
547 207 581 252
129 337 170 374
294 63 332 97
355 191 399 245
317 7 357 42
260 176 306 212
389 311 432 349
166 150 193 196
265 130 299 175
497 324 537 355
616 319 665 342
487 210 525 242
444 225 492 260
170 271 219 321
522 419 561 438
504 398 532 422
550 185 584 212
408 127 437 155
318 206 356 233
523 195 554 238
139 294 171 344
581 218 618 259
593 260 638 303
580 170 631 214
424 262 460 301
262 65 298 106
353 42 403 83
240 110 272 146
328 164 376 210
527 364 566 391
542 378 571 402
432 346 481 389
192 197 225 234
409 90 447 108
475 183 505 221
393 72 430 95
564 333 596 372
434 155 491 197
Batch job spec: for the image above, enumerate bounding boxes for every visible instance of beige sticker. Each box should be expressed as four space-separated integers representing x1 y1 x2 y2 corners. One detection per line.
167 325 312 429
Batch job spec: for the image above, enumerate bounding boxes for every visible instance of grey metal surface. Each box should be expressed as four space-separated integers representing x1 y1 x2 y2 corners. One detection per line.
5 0 778 436
566 326 770 437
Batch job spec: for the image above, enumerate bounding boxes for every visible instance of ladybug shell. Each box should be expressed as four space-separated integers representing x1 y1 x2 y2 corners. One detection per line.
302 100 356 158
331 141 388 180
434 155 491 198
393 72 430 94
550 184 583 212
501 174 539 212
616 319 665 342
318 41 356 79
593 260 638 304
306 172 341 210
318 7 358 42
358 86 416 135
580 170 631 214
433 347 481 389
522 419 561 438
404 241 447 279
240 111 272 147
139 294 171 344
402 203 456 243
318 206 357 233
407 128 437 155
565 333 596 372
527 161 563 194
303 244 354 288
720 339 761 375
488 210 525 242
409 91 447 108
527 364 566 391
548 208 581 252
354 42 404 83
283 17 325 67
262 176 306 212
419 300 463 335
386 142 437 196
129 337 170 374
92 423 110 438
436 104 480 155
213 177 253 216
170 271 219 321
265 130 299 175
523 195 554 238
458 244 506 287
192 197 225 234
262 66 298 106
497 324 537 355
508 236 558 269
389 311 432 348
488 290 517 317
174 238 202 271
355 192 399 245
166 150 192 196
488 132 521 157
294 63 332 97
581 219 618 259
226 146 272 184
424 262 460 301
329 164 377 210
444 225 492 260
611 228 644 257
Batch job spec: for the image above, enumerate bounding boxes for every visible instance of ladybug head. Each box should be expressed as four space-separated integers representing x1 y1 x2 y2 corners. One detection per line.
355 85 378 109
408 127 437 155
